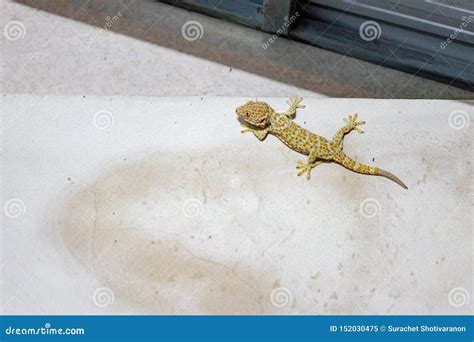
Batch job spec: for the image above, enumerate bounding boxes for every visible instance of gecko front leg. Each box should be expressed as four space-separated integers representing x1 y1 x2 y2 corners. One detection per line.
240 123 269 141
283 97 305 118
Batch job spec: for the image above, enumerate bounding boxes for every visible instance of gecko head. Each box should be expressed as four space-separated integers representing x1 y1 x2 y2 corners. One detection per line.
236 101 272 128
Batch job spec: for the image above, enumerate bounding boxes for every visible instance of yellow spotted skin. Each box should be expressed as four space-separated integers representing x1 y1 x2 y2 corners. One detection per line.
236 98 407 189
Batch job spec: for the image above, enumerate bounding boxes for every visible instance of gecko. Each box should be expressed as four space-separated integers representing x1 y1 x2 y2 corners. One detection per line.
236 97 407 189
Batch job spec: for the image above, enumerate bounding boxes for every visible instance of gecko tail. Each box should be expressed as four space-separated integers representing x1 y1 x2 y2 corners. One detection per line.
377 169 408 189
334 151 407 189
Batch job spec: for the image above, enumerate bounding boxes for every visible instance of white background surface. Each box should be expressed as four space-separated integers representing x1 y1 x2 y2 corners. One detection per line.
1 96 472 314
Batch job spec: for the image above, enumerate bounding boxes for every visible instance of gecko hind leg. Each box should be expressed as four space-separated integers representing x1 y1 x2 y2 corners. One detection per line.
331 113 365 151
296 150 323 181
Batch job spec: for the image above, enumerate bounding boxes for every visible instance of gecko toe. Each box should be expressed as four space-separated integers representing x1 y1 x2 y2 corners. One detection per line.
296 160 306 169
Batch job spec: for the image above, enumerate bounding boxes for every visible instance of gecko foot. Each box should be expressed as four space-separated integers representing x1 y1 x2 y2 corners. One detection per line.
286 97 305 110
343 113 365 133
240 123 254 134
240 123 268 140
296 160 313 180
296 160 323 180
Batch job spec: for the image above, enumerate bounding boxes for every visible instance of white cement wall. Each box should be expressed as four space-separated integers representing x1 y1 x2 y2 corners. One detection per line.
1 95 472 315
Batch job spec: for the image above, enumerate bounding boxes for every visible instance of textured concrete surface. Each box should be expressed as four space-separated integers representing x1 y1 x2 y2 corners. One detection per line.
1 0 317 98
1 95 472 314
2 0 473 98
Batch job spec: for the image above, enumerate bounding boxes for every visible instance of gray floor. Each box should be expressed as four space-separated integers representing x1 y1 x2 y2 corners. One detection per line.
2 0 473 98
